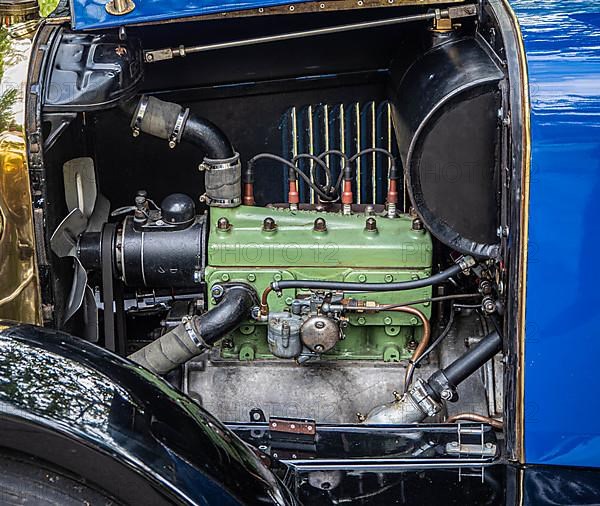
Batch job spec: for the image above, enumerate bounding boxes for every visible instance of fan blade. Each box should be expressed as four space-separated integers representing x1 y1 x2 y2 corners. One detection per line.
53 157 111 328
63 257 88 323
63 157 97 218
82 285 99 343
50 208 87 258
87 193 110 233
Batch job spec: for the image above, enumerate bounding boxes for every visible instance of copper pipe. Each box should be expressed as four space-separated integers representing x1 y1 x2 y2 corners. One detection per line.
446 413 503 430
383 306 430 391
260 286 273 316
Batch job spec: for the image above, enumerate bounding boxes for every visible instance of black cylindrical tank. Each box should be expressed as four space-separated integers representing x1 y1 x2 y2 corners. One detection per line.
392 36 504 258
117 215 206 288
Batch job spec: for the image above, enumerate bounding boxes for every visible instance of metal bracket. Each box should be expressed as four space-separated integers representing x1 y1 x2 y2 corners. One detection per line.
445 423 496 457
432 4 478 31
268 417 316 443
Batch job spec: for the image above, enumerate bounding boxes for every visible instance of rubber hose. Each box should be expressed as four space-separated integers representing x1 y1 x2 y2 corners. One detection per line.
272 263 464 292
129 285 256 375
122 95 234 159
441 330 502 388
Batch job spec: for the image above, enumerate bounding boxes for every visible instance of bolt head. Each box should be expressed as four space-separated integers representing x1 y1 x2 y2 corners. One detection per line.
217 217 230 231
365 217 377 232
313 217 327 232
211 284 225 298
441 389 453 401
263 217 277 231
412 218 424 231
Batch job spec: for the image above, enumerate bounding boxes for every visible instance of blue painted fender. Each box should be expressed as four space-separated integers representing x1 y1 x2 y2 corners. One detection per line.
512 0 600 467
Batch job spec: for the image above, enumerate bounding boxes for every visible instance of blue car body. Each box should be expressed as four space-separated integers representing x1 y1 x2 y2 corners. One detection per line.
515 0 600 468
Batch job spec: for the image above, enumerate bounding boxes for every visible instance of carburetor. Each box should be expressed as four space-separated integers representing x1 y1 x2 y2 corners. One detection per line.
266 293 343 361
204 204 434 363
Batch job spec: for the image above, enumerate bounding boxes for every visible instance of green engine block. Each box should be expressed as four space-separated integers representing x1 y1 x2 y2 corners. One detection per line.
204 205 433 362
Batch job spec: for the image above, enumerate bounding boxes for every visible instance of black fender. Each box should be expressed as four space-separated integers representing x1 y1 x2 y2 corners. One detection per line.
0 321 293 505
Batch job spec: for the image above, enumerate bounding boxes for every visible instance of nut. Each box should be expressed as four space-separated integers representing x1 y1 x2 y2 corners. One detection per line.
313 217 327 232
263 217 277 231
217 217 231 231
365 217 377 232
412 218 424 231
441 389 454 401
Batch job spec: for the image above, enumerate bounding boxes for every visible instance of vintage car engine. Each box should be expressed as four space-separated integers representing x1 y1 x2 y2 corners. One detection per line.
43 13 506 426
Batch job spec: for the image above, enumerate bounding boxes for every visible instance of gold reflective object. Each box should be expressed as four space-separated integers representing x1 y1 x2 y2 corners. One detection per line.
0 26 41 324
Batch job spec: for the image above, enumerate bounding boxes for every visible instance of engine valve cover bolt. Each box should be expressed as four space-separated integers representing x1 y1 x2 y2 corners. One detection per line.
263 217 277 231
365 217 378 232
412 218 424 231
217 217 231 231
313 217 327 232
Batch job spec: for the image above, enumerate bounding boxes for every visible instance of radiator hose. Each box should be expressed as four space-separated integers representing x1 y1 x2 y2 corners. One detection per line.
129 285 256 375
362 330 502 424
121 95 241 207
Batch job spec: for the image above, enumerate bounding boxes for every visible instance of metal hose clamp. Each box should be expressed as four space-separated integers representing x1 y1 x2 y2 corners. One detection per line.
198 152 241 172
182 316 204 349
409 378 441 418
457 255 476 271
131 95 149 137
168 107 190 149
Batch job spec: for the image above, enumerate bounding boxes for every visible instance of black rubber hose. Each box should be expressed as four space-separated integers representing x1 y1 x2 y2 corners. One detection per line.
128 285 256 375
183 115 234 160
122 95 234 159
197 285 257 345
441 330 502 387
272 262 464 292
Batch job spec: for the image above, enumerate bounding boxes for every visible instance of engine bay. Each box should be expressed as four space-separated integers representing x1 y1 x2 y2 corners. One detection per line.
28 1 522 449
